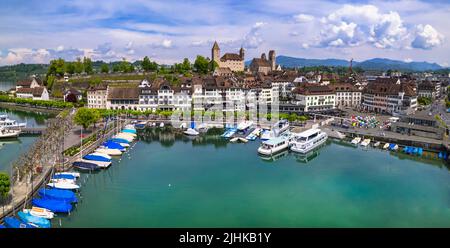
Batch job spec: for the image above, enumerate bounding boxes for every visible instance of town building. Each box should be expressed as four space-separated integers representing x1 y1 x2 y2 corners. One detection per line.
64 88 82 102
15 76 43 91
87 84 108 109
291 84 336 112
362 78 418 115
16 87 49 101
211 41 244 72
417 80 441 99
330 83 362 108
390 111 446 140
106 87 140 110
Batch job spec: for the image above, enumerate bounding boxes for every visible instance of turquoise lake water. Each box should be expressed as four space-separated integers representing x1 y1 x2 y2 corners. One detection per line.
54 130 450 228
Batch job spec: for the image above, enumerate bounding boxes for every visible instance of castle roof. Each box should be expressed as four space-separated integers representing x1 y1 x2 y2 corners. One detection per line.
220 53 242 61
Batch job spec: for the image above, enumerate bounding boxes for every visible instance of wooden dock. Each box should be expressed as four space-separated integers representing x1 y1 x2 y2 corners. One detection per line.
20 127 47 135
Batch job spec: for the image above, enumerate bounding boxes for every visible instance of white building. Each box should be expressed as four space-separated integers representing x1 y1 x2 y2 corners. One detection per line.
87 84 108 109
292 84 336 112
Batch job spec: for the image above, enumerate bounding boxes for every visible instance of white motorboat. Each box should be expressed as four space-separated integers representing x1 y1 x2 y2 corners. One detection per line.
47 181 80 190
237 121 253 131
54 172 80 178
351 137 362 145
392 144 399 151
184 128 199 136
230 137 248 143
160 122 164 128
0 114 26 129
260 129 275 141
383 143 390 149
95 148 122 156
373 141 381 147
23 207 55 219
49 178 77 184
290 128 328 154
257 136 291 156
360 139 371 147
78 159 112 168
0 127 21 138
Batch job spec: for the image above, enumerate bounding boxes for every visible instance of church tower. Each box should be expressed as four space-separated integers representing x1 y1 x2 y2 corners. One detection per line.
239 46 245 60
269 50 276 70
212 41 220 65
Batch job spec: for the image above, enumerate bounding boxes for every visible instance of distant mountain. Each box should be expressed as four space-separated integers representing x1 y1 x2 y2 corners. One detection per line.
272 55 444 72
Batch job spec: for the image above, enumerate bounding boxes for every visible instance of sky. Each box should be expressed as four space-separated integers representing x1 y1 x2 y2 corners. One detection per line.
0 0 449 66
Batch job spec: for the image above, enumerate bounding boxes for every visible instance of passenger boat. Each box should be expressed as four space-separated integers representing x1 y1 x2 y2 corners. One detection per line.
351 137 361 145
38 188 78 203
0 127 21 138
257 136 291 156
18 211 51 228
237 121 253 131
72 161 101 171
360 139 371 147
3 217 35 228
383 143 390 149
47 180 80 190
23 207 55 219
289 129 328 154
95 148 122 156
184 128 199 136
32 198 73 213
0 114 26 129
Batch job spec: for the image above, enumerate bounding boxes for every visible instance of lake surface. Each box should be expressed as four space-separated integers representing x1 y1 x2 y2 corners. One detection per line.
56 129 450 227
0 81 15 92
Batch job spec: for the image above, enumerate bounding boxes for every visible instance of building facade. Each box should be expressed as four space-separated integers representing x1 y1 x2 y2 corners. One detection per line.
87 84 108 109
292 84 336 112
330 83 361 108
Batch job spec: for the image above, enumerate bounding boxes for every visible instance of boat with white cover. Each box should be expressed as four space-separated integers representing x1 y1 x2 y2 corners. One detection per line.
237 121 253 131
184 128 199 136
113 134 134 142
95 148 122 156
360 139 371 147
47 181 80 190
351 137 361 145
289 128 328 154
77 158 112 168
23 207 55 219
54 172 80 178
383 143 390 149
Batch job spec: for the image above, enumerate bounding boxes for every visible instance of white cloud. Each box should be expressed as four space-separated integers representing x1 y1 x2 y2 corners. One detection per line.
293 14 314 23
312 5 412 49
56 45 64 52
243 22 266 49
411 24 444 49
404 58 412 63
289 31 299 37
162 39 172 48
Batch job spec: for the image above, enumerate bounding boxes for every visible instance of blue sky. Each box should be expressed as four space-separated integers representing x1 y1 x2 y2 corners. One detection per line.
0 0 449 66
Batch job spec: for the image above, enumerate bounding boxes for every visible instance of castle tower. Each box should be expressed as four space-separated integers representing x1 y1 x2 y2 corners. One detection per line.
269 50 276 70
261 53 266 60
239 47 245 60
212 41 220 65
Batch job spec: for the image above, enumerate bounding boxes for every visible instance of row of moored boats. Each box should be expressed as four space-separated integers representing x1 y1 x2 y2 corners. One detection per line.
0 124 138 228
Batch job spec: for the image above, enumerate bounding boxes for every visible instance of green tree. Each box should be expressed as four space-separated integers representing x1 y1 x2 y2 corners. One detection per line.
74 57 84 74
0 173 10 199
83 57 93 74
142 56 152 72
100 63 109 73
210 60 219 72
181 58 191 72
46 75 56 90
48 58 66 77
65 62 75 75
112 64 121 72
74 107 101 130
194 55 209 74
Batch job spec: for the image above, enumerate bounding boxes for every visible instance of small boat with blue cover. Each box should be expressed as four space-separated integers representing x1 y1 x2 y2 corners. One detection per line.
18 211 51 228
32 198 73 213
102 141 126 151
83 153 112 162
38 188 78 203
122 128 137 134
73 161 101 171
4 217 35 228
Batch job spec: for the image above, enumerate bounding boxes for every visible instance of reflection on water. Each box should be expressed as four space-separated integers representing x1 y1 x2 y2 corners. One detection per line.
0 107 53 127
259 150 289 162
